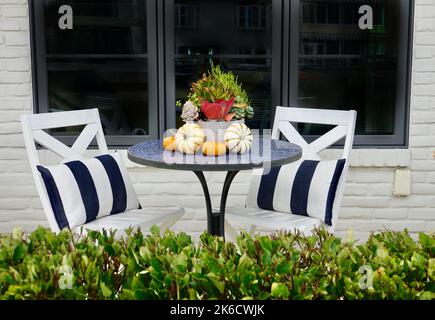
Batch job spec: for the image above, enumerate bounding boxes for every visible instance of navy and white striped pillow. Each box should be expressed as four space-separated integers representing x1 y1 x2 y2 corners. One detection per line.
247 159 346 226
37 153 141 230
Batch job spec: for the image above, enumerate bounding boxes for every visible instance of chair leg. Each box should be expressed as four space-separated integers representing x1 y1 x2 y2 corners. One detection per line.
249 225 257 237
159 219 176 234
225 219 239 243
159 211 184 235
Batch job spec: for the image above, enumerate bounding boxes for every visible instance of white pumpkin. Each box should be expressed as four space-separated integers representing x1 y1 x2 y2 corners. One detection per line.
224 123 253 154
175 123 205 154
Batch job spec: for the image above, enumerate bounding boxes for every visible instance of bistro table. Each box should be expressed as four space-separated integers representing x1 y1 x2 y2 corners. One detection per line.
128 137 302 238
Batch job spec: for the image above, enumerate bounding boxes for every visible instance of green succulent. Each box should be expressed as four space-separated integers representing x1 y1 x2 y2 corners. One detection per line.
181 64 253 120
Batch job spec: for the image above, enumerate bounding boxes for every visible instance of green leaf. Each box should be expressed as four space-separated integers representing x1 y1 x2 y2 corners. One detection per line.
271 282 290 299
12 244 26 262
238 253 254 270
259 237 273 253
207 273 225 295
261 251 272 265
134 289 149 300
419 291 435 300
150 225 161 237
337 247 350 263
376 244 389 260
150 258 163 274
276 261 291 274
100 282 112 298
104 244 115 256
139 246 152 260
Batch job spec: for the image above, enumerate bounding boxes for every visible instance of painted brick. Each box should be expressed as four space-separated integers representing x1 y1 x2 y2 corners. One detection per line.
0 19 19 30
0 0 434 239
372 209 408 220
338 207 373 219
2 6 27 17
408 208 434 220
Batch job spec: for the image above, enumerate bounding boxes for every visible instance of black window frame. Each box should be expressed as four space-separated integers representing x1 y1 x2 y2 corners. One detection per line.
30 0 414 149
288 0 414 148
30 0 160 148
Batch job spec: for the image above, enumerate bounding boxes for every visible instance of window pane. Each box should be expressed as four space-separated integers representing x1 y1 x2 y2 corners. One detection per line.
299 0 400 136
47 58 149 135
44 0 147 54
41 0 150 137
174 0 273 129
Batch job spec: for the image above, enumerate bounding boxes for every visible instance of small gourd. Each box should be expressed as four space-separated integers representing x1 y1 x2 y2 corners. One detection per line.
202 141 227 157
224 123 253 154
175 123 205 154
163 136 177 151
162 128 178 151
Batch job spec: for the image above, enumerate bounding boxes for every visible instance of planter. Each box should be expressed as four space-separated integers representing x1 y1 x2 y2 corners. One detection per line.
198 119 244 142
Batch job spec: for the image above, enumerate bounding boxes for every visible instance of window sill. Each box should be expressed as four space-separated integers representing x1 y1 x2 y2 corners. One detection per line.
321 149 411 168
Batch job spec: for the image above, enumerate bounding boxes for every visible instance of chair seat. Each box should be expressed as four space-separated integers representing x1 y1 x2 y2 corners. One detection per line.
226 208 326 233
72 207 185 235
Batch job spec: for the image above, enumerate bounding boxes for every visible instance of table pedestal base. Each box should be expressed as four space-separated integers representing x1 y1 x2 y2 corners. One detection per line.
193 171 239 238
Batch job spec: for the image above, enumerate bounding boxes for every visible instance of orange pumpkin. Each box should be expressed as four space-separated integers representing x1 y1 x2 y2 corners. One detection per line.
202 141 227 157
163 136 177 151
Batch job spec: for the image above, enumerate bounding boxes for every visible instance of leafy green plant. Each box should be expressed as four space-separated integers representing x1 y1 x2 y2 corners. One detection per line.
0 226 433 300
177 65 254 121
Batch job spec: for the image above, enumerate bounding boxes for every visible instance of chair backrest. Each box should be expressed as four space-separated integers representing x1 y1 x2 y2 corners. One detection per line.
21 109 108 232
272 107 357 230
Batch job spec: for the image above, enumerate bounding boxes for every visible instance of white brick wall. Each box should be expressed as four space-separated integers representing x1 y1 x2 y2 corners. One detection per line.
0 0 434 241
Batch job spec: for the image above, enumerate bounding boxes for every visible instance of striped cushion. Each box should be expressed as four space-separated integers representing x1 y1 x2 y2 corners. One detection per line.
37 153 141 230
247 159 346 226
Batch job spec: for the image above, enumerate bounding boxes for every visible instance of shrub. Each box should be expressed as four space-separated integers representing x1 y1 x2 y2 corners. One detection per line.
0 227 433 300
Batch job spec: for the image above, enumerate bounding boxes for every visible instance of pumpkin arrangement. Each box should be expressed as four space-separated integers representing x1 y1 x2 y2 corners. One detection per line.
164 65 255 156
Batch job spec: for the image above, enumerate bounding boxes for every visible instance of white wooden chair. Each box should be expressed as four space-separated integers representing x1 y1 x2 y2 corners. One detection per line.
225 107 357 239
21 109 184 235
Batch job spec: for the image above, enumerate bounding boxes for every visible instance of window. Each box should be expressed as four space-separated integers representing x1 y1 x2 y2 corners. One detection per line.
297 0 412 146
31 0 413 147
32 0 158 145
236 5 270 30
302 2 342 24
175 4 198 28
168 0 274 130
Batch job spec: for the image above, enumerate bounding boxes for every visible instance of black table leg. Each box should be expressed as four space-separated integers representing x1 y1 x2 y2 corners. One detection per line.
193 171 214 233
193 171 240 238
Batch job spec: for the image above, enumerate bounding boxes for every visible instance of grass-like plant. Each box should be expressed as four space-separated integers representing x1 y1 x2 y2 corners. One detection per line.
0 227 433 300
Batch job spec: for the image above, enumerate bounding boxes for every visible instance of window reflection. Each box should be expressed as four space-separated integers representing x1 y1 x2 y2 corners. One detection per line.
43 0 149 136
174 0 273 129
44 0 147 54
47 58 149 136
299 0 399 136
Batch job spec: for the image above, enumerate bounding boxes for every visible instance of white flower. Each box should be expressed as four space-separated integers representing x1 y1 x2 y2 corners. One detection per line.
184 101 196 109
181 101 199 122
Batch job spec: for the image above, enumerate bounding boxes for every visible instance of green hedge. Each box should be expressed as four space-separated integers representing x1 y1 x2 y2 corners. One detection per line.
0 227 434 300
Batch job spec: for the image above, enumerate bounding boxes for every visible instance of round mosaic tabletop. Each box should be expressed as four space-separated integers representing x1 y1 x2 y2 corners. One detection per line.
128 137 302 172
